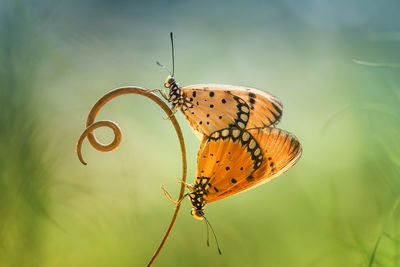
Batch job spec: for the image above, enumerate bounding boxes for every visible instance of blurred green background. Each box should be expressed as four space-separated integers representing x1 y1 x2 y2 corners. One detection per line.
1 0 400 266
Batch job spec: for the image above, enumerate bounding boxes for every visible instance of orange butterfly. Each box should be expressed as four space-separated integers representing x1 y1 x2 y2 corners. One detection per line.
185 126 302 220
159 33 282 139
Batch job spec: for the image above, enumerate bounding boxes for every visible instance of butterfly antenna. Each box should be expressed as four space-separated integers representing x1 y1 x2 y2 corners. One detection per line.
156 61 172 76
170 32 175 77
203 216 222 255
204 219 210 247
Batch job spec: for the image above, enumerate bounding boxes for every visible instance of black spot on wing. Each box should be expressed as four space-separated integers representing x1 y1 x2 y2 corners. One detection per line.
248 93 256 110
208 127 263 171
246 175 254 181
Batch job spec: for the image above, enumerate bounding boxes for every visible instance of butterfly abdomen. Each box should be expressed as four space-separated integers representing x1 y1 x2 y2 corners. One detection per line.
189 176 212 217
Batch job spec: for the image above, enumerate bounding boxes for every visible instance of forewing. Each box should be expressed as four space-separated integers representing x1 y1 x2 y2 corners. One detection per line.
183 84 283 133
180 87 250 139
194 127 264 203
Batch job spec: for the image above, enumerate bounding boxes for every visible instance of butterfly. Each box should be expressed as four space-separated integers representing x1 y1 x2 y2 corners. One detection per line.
158 33 283 139
185 126 302 220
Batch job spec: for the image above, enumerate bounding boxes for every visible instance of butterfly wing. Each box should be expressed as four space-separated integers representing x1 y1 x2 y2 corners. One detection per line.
210 127 302 202
195 127 262 199
182 84 282 138
195 127 301 204
232 88 283 128
180 87 250 139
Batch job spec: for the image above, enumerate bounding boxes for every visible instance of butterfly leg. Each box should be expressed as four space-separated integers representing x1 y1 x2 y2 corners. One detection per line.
176 178 194 191
176 193 189 206
161 185 178 205
161 185 189 206
149 88 179 120
162 107 178 121
150 89 168 101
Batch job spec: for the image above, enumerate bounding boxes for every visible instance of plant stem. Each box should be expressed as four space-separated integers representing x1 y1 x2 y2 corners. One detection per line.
76 87 187 267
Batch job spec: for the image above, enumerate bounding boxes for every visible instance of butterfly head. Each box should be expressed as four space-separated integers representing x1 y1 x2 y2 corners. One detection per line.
164 75 176 88
191 209 204 220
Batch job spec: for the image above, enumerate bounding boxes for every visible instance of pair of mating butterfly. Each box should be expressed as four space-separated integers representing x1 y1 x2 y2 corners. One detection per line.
159 33 302 251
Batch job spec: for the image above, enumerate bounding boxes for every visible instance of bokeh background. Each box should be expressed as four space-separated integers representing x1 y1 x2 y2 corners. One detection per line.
1 0 400 266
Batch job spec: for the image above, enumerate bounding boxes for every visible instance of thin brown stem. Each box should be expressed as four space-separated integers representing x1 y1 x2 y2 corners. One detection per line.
75 86 187 267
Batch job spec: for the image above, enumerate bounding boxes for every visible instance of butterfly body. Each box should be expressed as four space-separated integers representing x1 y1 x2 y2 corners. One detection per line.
164 75 283 139
187 126 302 220
164 76 186 109
187 176 209 220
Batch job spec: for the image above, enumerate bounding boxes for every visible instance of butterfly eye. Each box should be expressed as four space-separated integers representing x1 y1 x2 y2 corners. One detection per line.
168 78 175 84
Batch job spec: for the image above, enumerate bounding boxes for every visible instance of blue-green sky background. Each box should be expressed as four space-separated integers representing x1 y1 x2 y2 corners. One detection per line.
1 0 400 266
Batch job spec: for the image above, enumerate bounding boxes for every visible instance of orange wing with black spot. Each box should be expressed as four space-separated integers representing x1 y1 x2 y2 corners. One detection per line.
182 84 282 139
179 88 250 139
195 127 301 204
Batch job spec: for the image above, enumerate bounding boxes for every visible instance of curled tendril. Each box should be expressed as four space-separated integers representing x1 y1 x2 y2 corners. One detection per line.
76 86 187 267
76 120 122 165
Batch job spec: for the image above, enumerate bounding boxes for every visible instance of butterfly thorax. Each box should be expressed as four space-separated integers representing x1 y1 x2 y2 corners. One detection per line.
164 75 192 110
188 176 211 220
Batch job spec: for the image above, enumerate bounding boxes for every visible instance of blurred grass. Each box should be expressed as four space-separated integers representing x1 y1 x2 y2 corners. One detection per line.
1 0 400 266
352 64 400 266
0 2 54 266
